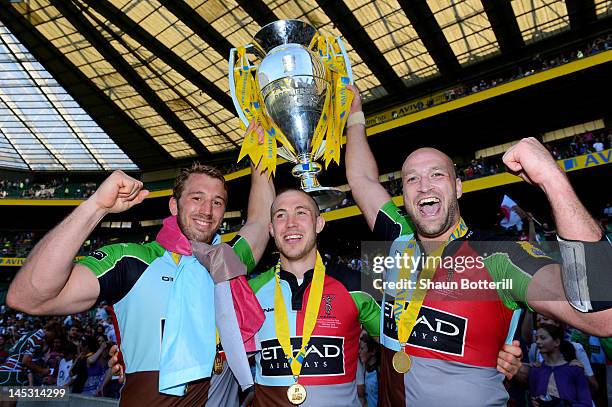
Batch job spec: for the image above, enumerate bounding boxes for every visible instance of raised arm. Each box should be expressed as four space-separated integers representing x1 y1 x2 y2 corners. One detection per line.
345 85 391 231
502 137 601 240
503 138 612 335
236 128 275 264
6 171 148 315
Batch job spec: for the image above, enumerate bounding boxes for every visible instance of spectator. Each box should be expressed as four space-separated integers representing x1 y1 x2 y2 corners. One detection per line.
604 203 612 218
0 336 9 364
44 337 64 364
56 342 77 389
66 324 81 349
359 332 379 407
69 337 90 394
527 314 598 394
81 334 109 396
528 323 593 407
0 321 63 386
592 138 604 152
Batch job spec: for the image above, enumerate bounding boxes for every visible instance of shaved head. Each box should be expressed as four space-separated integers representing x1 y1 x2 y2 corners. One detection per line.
272 188 320 218
402 148 456 179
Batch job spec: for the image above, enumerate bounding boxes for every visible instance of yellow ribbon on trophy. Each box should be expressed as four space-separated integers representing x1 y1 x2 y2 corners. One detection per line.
392 219 468 373
232 35 352 175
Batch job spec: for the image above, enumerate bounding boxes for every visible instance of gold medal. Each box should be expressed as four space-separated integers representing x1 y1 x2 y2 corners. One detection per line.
213 353 224 375
287 383 307 405
392 350 411 374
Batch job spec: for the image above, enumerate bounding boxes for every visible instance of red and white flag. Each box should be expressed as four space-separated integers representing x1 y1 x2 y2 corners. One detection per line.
500 195 523 230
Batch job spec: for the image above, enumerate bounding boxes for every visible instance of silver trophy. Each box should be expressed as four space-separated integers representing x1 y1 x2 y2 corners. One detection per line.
229 20 353 209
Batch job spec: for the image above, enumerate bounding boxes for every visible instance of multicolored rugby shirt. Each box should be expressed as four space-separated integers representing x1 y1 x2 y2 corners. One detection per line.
0 329 45 385
78 236 255 407
375 200 556 407
248 262 380 407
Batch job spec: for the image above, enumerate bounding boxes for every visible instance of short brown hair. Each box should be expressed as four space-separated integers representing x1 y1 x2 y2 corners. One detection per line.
173 163 226 200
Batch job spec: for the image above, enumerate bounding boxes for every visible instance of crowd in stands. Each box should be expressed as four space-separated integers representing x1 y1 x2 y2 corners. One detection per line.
0 232 37 258
441 35 612 107
458 127 612 181
0 232 114 259
3 124 608 209
369 35 612 125
0 177 98 200
0 304 120 398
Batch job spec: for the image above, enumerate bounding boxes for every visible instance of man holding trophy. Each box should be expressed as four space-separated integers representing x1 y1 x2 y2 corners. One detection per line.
227 19 527 406
344 74 612 406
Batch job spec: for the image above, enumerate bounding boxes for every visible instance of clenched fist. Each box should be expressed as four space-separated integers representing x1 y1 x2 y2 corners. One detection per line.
496 340 523 379
90 170 149 214
502 137 567 190
108 344 125 384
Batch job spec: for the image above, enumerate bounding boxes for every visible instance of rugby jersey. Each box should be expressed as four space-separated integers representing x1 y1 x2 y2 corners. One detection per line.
374 200 556 407
0 329 45 373
248 261 380 407
78 235 254 407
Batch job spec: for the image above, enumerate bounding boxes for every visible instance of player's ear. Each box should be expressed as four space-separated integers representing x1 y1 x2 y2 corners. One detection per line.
455 178 463 200
315 215 325 234
169 197 178 216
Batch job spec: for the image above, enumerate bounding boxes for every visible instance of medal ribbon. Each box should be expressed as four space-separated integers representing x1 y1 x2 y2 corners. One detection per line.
273 252 326 379
395 219 468 346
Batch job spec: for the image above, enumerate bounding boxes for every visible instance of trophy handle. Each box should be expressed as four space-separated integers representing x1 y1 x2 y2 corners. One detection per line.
313 140 326 161
336 37 353 84
278 146 298 163
228 47 250 127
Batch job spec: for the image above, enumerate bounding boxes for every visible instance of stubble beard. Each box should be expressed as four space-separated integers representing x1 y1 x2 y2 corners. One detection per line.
177 207 216 244
412 199 460 239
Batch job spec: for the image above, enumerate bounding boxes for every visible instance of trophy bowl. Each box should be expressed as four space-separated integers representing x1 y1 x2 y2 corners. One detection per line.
230 19 353 210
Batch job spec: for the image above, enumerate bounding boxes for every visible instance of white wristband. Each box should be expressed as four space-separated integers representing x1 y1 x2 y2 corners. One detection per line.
347 111 365 128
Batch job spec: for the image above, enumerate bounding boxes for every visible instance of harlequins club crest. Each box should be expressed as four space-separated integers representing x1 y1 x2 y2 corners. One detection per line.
322 294 336 318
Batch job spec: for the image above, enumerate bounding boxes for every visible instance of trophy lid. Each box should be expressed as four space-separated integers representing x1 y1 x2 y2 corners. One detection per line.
253 20 317 58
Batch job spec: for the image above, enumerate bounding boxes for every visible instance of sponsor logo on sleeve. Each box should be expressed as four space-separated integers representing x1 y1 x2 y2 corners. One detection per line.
517 242 550 259
90 251 107 261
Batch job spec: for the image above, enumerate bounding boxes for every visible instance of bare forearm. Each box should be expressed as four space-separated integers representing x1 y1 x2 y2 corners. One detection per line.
9 199 107 307
238 163 275 262
22 359 47 376
87 346 105 366
345 122 391 229
247 163 275 226
543 177 601 241
345 123 378 186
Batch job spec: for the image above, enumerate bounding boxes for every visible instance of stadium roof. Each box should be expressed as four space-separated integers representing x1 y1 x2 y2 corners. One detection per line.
0 0 610 171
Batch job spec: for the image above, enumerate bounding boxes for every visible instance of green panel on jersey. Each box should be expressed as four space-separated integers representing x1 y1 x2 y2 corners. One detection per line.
350 291 381 337
483 253 533 311
380 200 414 237
248 267 275 294
232 235 256 274
79 241 165 278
